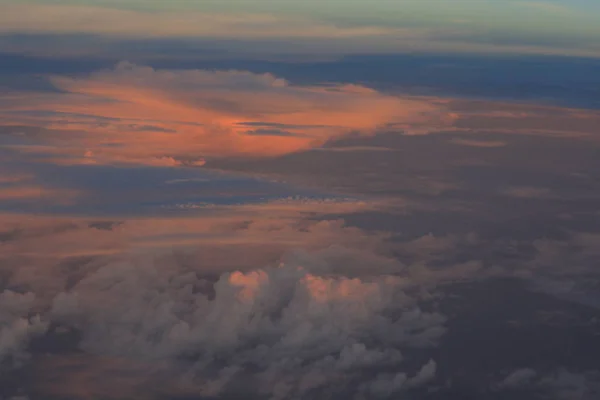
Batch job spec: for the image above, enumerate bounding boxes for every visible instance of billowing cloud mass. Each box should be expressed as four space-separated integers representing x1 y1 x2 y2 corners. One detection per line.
2 192 600 398
0 291 47 370
498 368 600 400
49 252 442 399
0 210 445 399
0 62 452 166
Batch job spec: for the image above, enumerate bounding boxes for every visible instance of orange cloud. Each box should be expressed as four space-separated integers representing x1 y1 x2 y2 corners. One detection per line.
0 186 54 200
449 138 507 148
0 172 34 184
0 168 78 204
1 63 452 166
5 64 598 171
302 273 383 304
0 198 389 307
0 201 381 259
449 100 600 138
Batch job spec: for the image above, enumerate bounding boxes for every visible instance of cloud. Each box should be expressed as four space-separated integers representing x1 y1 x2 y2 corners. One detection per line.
3 180 600 397
48 247 443 399
0 62 451 166
499 368 538 387
0 291 48 370
0 169 78 205
497 368 600 400
450 138 507 148
3 64 599 177
450 101 600 139
500 186 552 199
0 185 78 203
0 208 451 398
0 202 388 305
362 359 437 398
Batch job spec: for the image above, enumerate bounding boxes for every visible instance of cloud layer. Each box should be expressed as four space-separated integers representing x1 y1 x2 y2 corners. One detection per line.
0 291 47 371
49 251 442 399
0 62 451 166
0 210 447 399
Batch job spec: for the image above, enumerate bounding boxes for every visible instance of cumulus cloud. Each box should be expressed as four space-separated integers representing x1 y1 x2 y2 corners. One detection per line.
497 368 600 400
0 291 47 370
6 200 600 397
0 208 393 309
0 208 449 398
362 359 437 398
48 247 444 399
499 368 538 387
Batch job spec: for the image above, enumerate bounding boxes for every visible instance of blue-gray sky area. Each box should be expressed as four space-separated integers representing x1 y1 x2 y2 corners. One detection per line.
1 1 600 400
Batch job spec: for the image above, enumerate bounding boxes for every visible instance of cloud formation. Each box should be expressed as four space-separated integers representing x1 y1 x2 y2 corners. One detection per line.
0 209 446 399
498 368 600 399
0 62 451 166
0 291 47 371
49 252 443 399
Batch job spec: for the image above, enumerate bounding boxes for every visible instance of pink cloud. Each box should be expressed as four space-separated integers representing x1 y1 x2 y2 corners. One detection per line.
0 63 452 166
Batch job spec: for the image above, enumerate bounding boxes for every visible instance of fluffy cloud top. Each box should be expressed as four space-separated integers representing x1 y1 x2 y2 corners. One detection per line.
48 248 444 399
0 291 47 371
0 211 448 398
498 367 600 400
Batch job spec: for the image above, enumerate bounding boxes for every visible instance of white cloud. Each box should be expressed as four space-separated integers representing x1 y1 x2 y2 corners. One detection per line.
0 291 48 370
48 246 444 398
497 368 600 400
361 359 436 398
500 368 538 387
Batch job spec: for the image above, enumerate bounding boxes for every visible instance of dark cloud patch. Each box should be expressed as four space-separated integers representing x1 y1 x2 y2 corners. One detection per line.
128 124 177 133
244 128 304 137
87 221 124 231
495 367 600 400
0 162 338 216
0 46 111 74
211 128 600 222
0 228 21 243
236 121 330 129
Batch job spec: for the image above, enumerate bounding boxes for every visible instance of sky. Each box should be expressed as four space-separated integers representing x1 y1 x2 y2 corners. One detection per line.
1 1 600 400
1 0 600 57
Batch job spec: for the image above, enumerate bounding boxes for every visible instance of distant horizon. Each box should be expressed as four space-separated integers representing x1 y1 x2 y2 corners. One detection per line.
2 0 600 58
